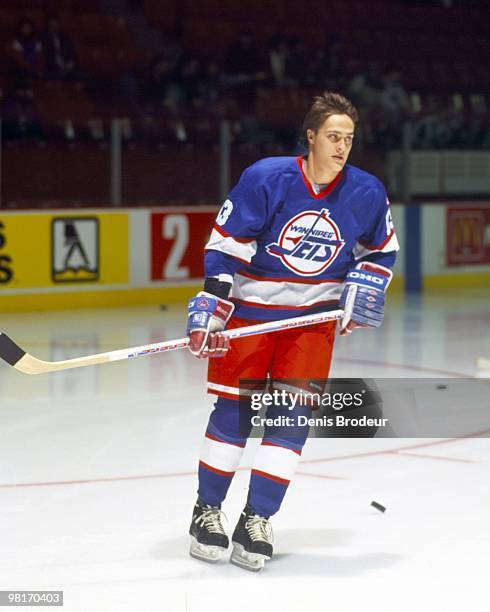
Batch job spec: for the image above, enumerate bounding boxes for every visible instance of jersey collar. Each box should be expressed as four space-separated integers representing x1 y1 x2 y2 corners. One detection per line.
296 156 343 200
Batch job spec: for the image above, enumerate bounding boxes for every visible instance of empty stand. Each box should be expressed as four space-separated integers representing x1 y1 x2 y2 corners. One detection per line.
0 0 488 206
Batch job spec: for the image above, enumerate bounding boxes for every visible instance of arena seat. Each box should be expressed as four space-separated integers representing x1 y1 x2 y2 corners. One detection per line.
33 81 94 126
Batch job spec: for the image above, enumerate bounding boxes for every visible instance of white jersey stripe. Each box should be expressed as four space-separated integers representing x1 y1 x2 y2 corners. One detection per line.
353 233 400 260
207 381 256 397
205 228 257 264
231 273 343 307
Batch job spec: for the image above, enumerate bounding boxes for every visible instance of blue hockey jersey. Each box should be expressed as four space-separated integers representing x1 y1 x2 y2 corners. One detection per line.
205 156 399 321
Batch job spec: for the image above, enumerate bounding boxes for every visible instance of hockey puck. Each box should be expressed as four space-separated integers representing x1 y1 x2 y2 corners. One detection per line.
436 384 447 390
371 501 386 513
159 304 168 311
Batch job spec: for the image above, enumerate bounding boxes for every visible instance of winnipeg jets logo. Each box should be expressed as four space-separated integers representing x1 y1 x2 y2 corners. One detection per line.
266 208 345 276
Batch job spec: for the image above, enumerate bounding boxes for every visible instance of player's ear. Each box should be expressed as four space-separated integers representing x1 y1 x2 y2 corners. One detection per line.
306 129 315 145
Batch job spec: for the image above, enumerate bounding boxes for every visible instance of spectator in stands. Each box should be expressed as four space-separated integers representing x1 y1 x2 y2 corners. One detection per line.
323 33 346 87
160 33 185 69
482 123 490 149
347 63 383 147
0 84 43 141
118 60 144 117
285 37 308 86
180 58 201 106
411 96 450 148
41 15 80 80
196 62 222 105
145 50 182 108
268 36 289 86
175 57 224 110
380 67 410 123
347 62 383 112
303 48 327 86
225 32 266 86
302 34 346 89
10 17 43 85
462 109 488 148
440 105 483 149
377 66 411 147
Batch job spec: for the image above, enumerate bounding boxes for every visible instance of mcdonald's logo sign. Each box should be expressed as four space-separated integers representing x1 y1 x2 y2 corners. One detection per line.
446 209 486 265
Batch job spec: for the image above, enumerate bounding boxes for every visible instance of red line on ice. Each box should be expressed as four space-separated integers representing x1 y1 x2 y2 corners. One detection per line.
0 361 487 489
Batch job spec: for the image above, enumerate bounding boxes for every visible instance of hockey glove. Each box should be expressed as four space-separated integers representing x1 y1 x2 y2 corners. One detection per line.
187 291 235 358
339 262 392 336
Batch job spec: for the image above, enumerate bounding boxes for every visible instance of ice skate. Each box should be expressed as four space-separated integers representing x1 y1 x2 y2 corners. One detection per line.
189 498 229 563
230 505 274 572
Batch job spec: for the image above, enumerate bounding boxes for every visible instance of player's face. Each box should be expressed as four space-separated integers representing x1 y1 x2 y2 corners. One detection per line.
307 114 355 172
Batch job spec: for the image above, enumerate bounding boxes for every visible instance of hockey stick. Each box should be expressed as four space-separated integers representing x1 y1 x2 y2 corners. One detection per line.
0 309 343 375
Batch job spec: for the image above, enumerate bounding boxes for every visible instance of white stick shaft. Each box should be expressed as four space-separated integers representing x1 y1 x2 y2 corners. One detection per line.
223 310 342 340
112 309 342 361
7 309 342 374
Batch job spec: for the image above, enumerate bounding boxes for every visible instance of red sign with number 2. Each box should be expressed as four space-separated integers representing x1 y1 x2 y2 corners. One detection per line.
151 210 217 280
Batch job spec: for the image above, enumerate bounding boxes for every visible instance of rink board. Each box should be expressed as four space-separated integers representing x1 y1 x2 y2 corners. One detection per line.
0 207 215 312
421 202 490 289
0 203 488 311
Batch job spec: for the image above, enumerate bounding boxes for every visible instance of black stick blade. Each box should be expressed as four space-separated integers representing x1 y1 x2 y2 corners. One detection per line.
0 333 26 366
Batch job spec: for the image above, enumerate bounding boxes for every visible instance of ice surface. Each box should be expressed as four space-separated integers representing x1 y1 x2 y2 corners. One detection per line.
0 290 489 611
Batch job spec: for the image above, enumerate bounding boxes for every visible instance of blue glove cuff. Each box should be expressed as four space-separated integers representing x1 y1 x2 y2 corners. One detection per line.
188 295 218 312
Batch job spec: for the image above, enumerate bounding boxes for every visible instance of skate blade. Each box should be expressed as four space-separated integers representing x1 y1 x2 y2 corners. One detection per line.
189 536 225 563
230 543 269 572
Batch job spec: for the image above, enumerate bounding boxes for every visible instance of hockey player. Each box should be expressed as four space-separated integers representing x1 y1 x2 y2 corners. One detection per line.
186 92 399 570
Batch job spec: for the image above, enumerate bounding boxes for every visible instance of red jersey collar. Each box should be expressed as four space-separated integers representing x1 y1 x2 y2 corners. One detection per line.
296 156 343 200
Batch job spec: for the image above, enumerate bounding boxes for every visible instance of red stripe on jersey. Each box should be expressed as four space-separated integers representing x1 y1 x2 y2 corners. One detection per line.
358 230 395 251
212 224 255 243
251 468 290 486
237 270 343 284
206 388 240 400
261 439 302 455
358 262 392 277
296 156 343 200
231 298 338 310
205 432 246 448
199 460 235 477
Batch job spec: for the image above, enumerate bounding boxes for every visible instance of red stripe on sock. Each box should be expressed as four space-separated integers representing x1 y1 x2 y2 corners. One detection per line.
199 460 235 477
261 440 301 455
251 469 290 486
205 432 246 448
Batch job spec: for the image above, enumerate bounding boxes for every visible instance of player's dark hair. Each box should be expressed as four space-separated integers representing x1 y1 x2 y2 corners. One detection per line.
300 91 359 149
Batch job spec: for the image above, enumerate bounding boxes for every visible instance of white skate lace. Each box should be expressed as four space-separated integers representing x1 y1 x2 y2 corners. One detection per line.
245 515 273 544
195 507 227 535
